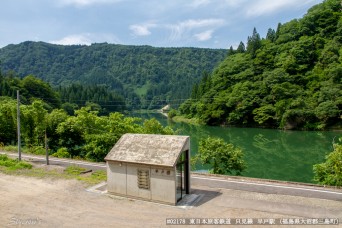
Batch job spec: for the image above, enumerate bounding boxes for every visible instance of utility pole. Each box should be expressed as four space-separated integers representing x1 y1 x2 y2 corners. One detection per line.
17 90 21 161
45 130 49 165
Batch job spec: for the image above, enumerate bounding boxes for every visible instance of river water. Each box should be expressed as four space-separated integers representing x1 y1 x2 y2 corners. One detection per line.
131 112 341 184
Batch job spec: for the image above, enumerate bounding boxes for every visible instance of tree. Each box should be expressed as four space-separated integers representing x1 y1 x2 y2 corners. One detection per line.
253 104 277 125
21 75 61 108
46 109 68 151
21 100 48 147
0 97 17 145
247 28 261 58
195 136 246 175
227 46 235 56
313 138 342 186
84 133 118 161
236 41 246 53
275 23 282 40
266 28 276 42
56 116 85 157
142 118 174 135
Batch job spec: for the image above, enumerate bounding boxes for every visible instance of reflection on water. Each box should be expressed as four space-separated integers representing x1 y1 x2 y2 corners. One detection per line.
129 111 341 183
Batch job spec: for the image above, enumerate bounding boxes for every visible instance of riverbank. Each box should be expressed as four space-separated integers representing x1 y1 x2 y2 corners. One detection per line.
170 115 202 125
170 115 342 131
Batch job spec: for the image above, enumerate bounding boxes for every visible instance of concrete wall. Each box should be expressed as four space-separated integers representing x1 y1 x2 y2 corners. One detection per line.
150 166 175 204
107 161 127 195
127 164 151 200
107 162 176 205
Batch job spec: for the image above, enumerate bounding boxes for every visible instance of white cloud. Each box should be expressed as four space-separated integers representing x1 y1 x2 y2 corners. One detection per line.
179 19 225 29
223 0 248 8
50 34 92 45
189 0 249 9
50 33 120 45
58 0 121 7
246 0 315 17
169 19 225 41
194 30 213 41
129 23 157 37
188 0 212 8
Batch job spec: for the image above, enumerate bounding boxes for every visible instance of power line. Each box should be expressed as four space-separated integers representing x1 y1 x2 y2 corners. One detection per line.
5 87 227 109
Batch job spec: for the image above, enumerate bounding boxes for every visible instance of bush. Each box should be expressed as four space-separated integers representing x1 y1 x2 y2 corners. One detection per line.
194 136 246 175
168 109 178 119
28 146 46 155
2 145 18 152
313 138 342 186
52 147 70 158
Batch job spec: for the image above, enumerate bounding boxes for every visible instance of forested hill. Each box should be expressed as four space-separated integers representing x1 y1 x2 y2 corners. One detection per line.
0 42 226 109
179 0 342 130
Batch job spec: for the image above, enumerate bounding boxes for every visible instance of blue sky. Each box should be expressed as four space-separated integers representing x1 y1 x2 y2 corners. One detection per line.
0 0 323 49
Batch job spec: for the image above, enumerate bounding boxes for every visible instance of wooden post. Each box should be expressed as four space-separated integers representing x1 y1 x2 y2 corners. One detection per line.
45 130 49 165
17 90 21 161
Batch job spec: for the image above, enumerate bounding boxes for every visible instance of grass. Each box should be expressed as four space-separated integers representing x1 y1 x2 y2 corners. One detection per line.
1 145 18 152
0 154 32 171
7 167 63 179
172 116 202 125
1 145 45 155
64 166 106 185
0 155 106 186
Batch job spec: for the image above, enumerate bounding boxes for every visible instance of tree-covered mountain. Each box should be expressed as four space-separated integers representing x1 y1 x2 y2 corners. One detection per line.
0 42 226 109
179 0 342 130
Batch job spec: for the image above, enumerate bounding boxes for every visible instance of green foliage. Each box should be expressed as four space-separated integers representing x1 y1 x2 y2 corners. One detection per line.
179 0 342 130
253 105 277 125
0 154 32 170
57 84 125 114
236 41 246 53
0 97 17 145
46 109 68 151
52 147 70 158
167 109 178 118
195 137 246 175
0 73 61 109
27 146 46 155
55 116 86 157
247 28 262 58
313 138 342 186
21 75 61 108
21 100 48 147
0 94 176 162
266 28 276 42
142 118 175 135
84 133 117 162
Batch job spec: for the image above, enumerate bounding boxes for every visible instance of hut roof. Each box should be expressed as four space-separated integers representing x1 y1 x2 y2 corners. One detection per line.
105 133 189 167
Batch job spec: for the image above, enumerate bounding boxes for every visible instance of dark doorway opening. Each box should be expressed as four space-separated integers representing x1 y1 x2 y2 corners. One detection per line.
176 150 189 202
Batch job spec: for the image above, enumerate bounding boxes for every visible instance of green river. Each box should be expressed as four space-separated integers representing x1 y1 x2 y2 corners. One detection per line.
132 112 341 184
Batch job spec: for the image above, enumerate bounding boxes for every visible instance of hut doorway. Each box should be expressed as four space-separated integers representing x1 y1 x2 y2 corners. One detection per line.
176 150 189 202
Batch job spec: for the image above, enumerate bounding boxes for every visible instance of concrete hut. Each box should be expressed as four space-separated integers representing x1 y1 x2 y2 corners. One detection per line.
104 133 190 205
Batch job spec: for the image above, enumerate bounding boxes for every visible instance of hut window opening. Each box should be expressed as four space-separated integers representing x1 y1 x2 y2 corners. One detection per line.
137 169 150 190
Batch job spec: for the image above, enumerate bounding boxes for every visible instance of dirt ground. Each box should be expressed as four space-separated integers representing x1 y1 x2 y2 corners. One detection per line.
0 172 341 228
